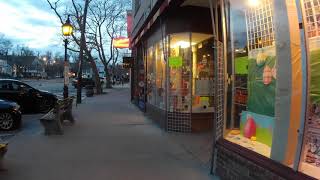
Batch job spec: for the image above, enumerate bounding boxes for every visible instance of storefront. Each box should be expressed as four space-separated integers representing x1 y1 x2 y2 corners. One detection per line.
131 4 216 133
132 0 320 178
211 0 320 179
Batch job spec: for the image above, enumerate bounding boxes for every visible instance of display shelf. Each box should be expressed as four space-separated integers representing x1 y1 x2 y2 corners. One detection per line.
225 133 271 157
300 162 320 179
234 102 247 107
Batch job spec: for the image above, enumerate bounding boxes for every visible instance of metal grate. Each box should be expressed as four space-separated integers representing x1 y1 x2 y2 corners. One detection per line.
167 42 192 133
213 40 225 141
245 0 275 51
303 0 320 37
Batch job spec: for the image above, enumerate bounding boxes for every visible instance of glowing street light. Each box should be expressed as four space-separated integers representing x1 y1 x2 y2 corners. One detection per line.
248 0 260 7
62 15 73 99
62 16 73 36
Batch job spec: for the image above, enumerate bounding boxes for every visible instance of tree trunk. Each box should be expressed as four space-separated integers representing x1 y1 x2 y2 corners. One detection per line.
89 58 102 94
105 67 112 88
76 0 91 104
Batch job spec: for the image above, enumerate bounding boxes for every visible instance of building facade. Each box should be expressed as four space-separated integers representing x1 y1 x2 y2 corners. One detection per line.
0 59 12 76
131 0 320 179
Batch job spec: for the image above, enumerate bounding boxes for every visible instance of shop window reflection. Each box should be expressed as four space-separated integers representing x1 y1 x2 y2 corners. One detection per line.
146 40 167 109
299 0 320 178
225 0 276 158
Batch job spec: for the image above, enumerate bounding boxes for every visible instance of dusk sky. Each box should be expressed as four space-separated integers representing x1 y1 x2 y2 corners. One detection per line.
0 0 62 51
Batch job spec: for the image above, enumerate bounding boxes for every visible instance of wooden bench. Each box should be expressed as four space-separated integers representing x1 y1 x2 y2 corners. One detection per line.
40 97 75 136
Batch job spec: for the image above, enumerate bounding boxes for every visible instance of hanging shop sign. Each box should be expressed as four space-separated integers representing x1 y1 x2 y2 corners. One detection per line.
122 57 133 69
123 57 133 64
113 37 130 48
168 56 183 67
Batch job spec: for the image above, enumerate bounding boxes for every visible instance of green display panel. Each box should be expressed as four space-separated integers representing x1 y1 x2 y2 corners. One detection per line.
235 56 249 75
169 56 183 68
310 50 320 104
247 56 276 117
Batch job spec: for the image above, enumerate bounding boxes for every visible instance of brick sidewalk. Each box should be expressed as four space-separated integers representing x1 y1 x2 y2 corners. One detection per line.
0 87 218 180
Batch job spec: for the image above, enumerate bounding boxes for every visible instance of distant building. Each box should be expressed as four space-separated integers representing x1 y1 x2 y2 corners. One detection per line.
0 55 46 78
0 59 12 76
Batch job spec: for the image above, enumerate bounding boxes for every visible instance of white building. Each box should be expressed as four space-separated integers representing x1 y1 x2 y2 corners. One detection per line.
0 59 12 76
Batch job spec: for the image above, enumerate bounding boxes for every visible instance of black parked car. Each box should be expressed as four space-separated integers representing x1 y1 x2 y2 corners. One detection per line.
72 78 104 88
0 79 58 113
0 99 21 130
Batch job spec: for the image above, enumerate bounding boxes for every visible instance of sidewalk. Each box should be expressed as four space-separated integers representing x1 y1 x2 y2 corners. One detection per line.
0 87 217 180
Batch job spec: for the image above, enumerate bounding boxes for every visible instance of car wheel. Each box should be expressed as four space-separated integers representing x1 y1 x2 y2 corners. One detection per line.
0 113 15 130
39 99 53 113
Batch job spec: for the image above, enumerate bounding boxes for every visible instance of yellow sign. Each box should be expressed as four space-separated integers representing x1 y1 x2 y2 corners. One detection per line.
113 37 130 48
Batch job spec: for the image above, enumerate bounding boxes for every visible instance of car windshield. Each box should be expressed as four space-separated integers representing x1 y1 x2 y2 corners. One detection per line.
13 82 34 91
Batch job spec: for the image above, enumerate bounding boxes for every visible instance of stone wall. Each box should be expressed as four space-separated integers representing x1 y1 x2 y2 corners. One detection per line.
215 140 315 180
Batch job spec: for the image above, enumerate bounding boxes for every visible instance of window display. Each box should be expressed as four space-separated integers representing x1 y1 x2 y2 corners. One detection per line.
146 40 167 109
155 42 166 109
168 33 192 113
191 34 214 113
225 0 276 157
167 33 214 113
147 46 156 106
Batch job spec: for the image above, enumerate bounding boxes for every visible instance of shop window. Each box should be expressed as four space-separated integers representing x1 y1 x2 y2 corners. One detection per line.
191 33 214 113
146 39 167 109
167 32 215 114
155 42 166 109
168 33 192 113
225 0 276 158
147 46 156 106
299 0 320 178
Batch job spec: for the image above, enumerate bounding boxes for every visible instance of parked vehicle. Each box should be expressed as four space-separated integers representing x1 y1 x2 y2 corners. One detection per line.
0 79 58 113
72 78 104 88
0 99 21 130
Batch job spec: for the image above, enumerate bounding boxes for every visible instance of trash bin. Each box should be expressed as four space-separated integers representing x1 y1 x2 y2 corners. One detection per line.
85 85 94 97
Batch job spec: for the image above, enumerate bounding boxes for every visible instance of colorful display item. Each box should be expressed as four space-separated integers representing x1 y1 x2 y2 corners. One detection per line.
225 111 274 158
240 111 274 147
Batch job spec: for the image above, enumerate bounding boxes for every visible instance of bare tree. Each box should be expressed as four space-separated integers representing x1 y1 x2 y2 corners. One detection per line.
47 0 102 100
13 45 35 56
87 0 129 88
0 34 13 56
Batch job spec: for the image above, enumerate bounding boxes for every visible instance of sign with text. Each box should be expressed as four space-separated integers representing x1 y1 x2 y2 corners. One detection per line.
169 56 183 67
123 57 133 69
113 37 130 48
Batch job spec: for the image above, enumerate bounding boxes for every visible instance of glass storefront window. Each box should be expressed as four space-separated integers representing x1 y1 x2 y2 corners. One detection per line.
299 0 320 178
146 39 167 109
225 0 277 158
155 42 166 109
168 33 192 113
147 46 156 106
191 33 214 113
167 32 215 114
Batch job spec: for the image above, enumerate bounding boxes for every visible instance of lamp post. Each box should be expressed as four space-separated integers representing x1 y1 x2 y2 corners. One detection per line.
62 15 73 99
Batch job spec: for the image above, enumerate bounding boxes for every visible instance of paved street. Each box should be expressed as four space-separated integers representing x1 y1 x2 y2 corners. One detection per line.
0 86 217 180
21 78 85 99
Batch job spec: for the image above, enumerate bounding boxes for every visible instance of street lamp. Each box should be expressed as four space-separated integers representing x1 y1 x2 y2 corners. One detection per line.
248 0 260 7
62 15 73 99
